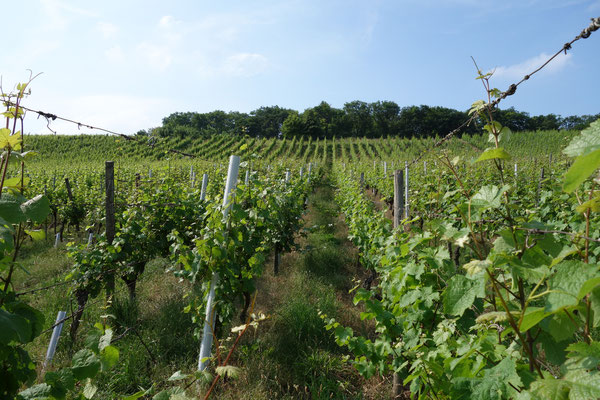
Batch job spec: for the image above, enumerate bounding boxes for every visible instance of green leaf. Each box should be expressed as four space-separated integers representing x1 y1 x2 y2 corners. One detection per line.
3 176 29 190
100 345 119 371
25 229 45 241
563 149 600 193
545 261 599 313
98 329 113 352
529 369 600 400
0 192 26 223
44 368 76 398
444 274 485 316
215 365 241 379
566 342 600 369
575 196 600 213
520 307 550 333
0 127 22 150
20 195 51 223
168 370 189 381
18 383 52 399
83 379 98 399
0 308 31 344
122 390 150 400
563 118 600 157
471 358 522 399
475 147 512 162
471 185 509 211
0 225 14 253
71 349 101 380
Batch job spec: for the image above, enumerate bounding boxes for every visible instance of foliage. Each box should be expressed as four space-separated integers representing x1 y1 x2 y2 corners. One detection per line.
325 70 600 398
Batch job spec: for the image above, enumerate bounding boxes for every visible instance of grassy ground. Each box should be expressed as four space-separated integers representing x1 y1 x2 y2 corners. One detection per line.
14 177 390 399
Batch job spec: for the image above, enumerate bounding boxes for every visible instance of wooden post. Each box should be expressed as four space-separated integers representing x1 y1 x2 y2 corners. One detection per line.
274 242 281 276
393 170 404 229
404 161 409 219
64 178 74 202
393 373 403 399
536 167 545 206
105 161 115 298
105 162 115 244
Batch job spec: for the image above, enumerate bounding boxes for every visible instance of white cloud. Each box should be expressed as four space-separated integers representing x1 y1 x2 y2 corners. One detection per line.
105 45 124 63
97 21 118 39
588 0 600 11
158 15 181 29
362 9 379 46
223 53 269 77
492 52 572 81
40 0 97 31
136 42 173 71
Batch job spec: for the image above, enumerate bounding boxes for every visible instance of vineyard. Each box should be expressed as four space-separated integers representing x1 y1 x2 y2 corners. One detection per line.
1 105 599 399
2 18 600 398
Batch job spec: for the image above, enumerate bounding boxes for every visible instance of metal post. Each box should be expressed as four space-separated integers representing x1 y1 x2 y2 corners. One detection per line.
198 155 240 371
44 311 66 368
200 174 208 201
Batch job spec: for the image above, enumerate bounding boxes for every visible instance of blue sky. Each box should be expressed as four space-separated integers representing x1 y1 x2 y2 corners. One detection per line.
2 0 599 135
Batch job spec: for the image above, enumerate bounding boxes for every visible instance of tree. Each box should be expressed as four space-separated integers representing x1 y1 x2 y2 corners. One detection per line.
344 101 373 137
371 101 400 137
247 106 295 138
281 112 305 138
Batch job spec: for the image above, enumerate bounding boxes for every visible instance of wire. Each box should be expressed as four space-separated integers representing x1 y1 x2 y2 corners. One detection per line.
3 103 200 159
409 16 600 166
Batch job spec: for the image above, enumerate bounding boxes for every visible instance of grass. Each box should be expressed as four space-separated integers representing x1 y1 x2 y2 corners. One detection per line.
12 177 388 399
206 179 388 399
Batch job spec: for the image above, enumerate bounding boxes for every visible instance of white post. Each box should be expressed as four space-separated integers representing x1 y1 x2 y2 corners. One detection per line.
148 168 152 178
200 174 208 201
54 232 61 248
285 170 291 183
299 167 304 179
308 163 312 182
44 311 66 367
245 170 249 185
383 161 387 177
198 155 240 371
87 232 93 248
404 161 409 219
514 163 518 179
424 161 427 175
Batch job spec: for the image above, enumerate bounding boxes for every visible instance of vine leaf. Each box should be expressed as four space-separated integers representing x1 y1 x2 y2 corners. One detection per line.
563 149 600 193
528 369 600 400
563 118 600 192
475 147 511 162
563 118 600 157
566 342 600 369
545 260 600 313
443 274 484 316
71 349 101 380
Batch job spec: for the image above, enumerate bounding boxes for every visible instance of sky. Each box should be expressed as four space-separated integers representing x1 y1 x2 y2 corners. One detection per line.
1 0 599 135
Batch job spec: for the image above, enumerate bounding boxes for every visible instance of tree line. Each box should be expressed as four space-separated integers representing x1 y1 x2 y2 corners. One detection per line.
140 101 599 139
